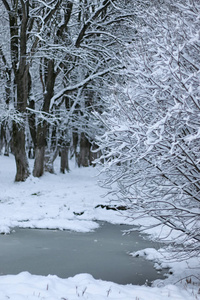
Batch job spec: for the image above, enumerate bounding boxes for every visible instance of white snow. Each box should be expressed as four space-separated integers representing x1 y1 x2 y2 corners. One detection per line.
0 154 199 300
0 271 196 300
0 155 132 234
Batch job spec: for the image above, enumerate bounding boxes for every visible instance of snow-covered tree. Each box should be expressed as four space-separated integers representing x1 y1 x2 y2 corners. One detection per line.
0 0 33 181
30 0 134 176
0 0 133 179
0 4 11 156
96 0 200 256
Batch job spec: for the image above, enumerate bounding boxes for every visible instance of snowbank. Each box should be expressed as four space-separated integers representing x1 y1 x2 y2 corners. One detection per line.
0 272 197 300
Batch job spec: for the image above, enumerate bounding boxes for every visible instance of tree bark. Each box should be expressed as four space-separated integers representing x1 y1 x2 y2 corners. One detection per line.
78 133 91 167
12 121 30 181
33 122 46 177
0 123 10 156
60 145 70 173
33 59 56 177
45 147 58 174
13 61 30 180
3 0 31 181
28 100 37 150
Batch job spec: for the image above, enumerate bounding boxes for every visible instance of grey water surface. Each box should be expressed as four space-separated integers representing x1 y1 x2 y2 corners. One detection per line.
0 222 167 285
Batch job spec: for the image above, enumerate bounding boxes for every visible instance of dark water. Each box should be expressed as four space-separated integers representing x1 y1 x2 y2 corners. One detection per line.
0 222 166 285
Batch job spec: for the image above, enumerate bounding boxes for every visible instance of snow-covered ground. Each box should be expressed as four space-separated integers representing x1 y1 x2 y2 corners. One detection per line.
0 154 199 300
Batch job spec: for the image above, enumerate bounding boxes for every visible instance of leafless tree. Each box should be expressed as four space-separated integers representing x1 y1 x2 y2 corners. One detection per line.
96 0 200 257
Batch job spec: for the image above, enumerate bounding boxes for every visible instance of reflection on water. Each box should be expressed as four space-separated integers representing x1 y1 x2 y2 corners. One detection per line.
0 222 166 285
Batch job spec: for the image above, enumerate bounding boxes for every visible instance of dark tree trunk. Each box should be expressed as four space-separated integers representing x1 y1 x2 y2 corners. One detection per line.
33 59 56 177
33 122 46 177
60 145 70 173
13 62 30 181
78 133 91 167
28 99 36 149
72 131 80 166
89 142 101 166
12 121 30 181
0 124 10 156
3 67 12 156
27 99 36 159
72 132 93 167
3 126 10 157
33 147 45 177
44 124 58 174
4 0 31 181
45 147 58 174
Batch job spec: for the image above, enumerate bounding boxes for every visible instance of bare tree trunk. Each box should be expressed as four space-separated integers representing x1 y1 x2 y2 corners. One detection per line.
0 124 10 156
12 121 30 181
13 61 31 181
72 131 80 166
45 147 58 174
33 121 46 177
60 145 70 173
3 0 31 181
28 99 36 148
33 59 56 177
89 143 101 166
44 123 58 173
0 64 12 156
3 126 10 156
78 132 91 167
33 146 45 177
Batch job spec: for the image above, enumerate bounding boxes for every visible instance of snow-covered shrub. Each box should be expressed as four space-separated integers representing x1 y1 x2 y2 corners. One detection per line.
96 0 200 257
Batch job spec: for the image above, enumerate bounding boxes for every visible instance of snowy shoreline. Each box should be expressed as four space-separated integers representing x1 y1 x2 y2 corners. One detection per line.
0 155 199 299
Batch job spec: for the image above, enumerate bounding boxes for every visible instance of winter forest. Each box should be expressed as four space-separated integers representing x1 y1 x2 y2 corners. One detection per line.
0 0 200 297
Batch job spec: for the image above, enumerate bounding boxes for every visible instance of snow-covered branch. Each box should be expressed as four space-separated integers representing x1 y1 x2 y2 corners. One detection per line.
50 65 118 110
95 0 200 257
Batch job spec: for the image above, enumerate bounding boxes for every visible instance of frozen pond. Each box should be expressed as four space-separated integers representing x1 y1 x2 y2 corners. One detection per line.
0 222 166 285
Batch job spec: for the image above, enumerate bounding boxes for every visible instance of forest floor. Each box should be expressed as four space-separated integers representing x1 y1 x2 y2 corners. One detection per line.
0 154 199 300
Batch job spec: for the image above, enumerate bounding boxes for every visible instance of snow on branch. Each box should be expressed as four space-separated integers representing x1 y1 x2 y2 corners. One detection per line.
95 0 200 257
75 0 110 48
49 65 117 110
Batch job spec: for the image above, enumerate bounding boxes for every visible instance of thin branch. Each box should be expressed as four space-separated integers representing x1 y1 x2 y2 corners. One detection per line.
50 65 117 109
75 0 111 48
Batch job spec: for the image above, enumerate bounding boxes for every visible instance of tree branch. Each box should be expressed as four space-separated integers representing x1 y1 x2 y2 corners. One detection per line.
75 0 111 48
2 0 10 11
50 65 117 109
